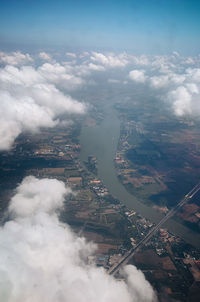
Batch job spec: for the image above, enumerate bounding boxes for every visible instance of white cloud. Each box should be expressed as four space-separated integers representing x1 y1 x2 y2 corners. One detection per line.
186 68 200 82
149 75 169 89
39 52 52 61
0 91 56 150
0 65 43 86
0 62 85 150
38 63 84 90
91 52 128 68
151 56 176 74
186 83 199 94
65 52 77 58
172 51 180 57
9 176 70 217
168 84 200 117
168 86 192 116
0 51 33 66
88 63 105 71
127 54 200 118
163 68 200 116
149 73 185 89
184 57 195 65
0 176 156 302
130 55 150 66
79 51 89 58
129 70 146 83
170 73 186 85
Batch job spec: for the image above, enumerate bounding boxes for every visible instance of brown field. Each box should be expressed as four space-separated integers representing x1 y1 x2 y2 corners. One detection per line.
133 249 176 271
178 203 200 223
133 249 162 269
96 243 119 254
162 256 176 271
153 270 168 280
82 231 122 252
41 168 65 175
75 209 95 219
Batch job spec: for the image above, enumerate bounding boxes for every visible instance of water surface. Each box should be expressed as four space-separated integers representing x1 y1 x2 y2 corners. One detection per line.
80 104 200 249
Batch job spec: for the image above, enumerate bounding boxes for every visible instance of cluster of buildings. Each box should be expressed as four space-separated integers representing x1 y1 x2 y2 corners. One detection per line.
89 179 109 197
2 121 200 301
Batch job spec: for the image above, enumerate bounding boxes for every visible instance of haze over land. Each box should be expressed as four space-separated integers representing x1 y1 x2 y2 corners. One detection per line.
1 47 200 301
0 50 200 151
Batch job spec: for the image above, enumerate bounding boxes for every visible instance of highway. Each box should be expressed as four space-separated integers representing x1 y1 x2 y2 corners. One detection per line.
107 182 200 276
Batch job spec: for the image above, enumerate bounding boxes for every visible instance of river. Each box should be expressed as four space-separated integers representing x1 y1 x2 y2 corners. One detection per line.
79 104 200 249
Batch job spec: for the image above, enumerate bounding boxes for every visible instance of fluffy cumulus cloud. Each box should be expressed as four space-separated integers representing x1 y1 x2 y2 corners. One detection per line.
0 176 156 302
87 62 105 71
2 50 199 148
39 52 52 61
129 70 146 83
0 54 86 150
65 52 77 58
160 67 200 116
168 86 192 116
130 55 150 67
90 52 129 68
128 53 200 117
8 176 70 217
0 51 33 66
38 63 84 90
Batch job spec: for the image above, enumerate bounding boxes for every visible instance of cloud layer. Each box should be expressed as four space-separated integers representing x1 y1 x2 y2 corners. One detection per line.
1 50 200 151
128 54 200 117
129 70 146 83
0 176 156 302
0 62 85 150
0 51 33 66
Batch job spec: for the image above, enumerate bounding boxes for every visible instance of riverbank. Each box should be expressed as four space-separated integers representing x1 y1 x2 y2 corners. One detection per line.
79 103 200 249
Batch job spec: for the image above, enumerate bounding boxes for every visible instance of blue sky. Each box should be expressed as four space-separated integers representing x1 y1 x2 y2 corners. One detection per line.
0 0 200 54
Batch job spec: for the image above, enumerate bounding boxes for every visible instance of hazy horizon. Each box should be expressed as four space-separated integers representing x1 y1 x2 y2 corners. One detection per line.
1 1 200 302
1 0 200 55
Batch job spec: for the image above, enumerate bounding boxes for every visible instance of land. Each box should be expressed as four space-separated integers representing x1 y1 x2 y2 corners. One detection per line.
114 100 200 234
0 96 200 301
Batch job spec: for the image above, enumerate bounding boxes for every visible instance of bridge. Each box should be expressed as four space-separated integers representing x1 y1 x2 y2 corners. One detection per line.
107 182 200 276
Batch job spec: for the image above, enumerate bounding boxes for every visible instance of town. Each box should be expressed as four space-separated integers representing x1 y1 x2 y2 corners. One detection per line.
0 114 200 302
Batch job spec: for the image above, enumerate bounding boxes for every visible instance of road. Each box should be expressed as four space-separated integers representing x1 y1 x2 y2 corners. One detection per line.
107 182 200 276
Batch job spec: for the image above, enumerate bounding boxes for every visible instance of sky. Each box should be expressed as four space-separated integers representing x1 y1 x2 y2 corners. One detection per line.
1 1 200 301
0 0 200 54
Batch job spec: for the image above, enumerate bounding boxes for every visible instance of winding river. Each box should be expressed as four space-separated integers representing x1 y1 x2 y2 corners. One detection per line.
80 104 200 249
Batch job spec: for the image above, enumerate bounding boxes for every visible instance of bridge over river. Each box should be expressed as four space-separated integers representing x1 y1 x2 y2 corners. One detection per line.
108 182 200 276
